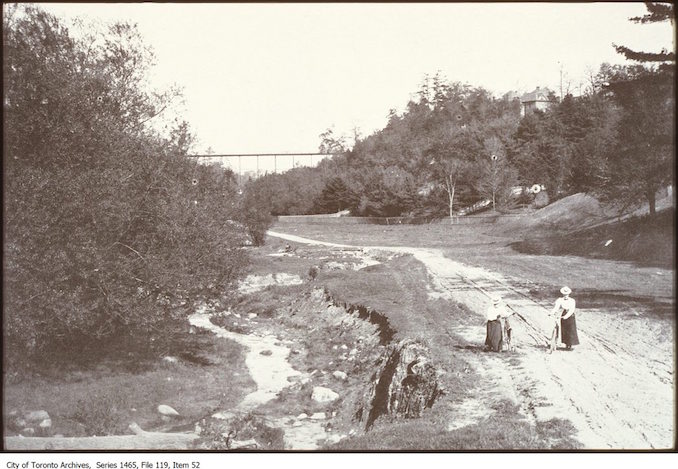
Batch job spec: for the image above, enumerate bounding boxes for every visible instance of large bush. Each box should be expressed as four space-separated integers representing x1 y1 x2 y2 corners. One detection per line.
3 5 265 369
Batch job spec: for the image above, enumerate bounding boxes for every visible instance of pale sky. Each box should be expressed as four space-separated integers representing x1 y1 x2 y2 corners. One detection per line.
31 2 677 160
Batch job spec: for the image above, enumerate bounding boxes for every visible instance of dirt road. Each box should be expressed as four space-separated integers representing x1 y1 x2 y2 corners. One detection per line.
267 230 675 449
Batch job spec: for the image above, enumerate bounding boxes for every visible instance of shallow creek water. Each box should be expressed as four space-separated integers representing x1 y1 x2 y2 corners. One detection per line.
188 307 338 449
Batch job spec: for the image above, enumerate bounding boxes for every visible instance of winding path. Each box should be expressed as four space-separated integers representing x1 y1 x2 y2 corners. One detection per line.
267 230 675 449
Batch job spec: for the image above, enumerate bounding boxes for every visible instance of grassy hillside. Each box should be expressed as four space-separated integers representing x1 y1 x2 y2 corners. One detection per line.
509 206 674 269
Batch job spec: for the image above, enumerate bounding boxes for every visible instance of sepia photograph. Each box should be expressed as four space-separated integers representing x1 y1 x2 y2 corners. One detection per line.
2 1 675 457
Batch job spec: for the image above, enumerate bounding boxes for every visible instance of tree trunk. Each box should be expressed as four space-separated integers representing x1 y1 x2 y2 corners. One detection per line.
446 175 455 222
647 188 656 215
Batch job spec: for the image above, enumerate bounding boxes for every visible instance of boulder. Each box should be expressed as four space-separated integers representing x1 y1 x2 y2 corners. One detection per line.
157 405 180 417
325 434 345 444
332 371 348 381
25 410 50 423
38 418 52 429
230 438 258 449
356 339 443 430
311 386 339 403
13 418 27 429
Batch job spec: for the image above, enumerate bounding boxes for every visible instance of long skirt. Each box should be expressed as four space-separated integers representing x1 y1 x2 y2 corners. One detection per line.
561 314 580 346
485 320 503 352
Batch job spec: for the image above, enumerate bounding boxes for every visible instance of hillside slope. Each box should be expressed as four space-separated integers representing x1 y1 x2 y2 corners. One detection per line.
494 193 674 268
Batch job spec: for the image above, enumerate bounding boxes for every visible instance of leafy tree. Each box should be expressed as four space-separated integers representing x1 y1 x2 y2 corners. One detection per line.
236 179 274 245
247 167 326 216
3 5 262 370
318 127 348 154
433 157 475 217
354 167 419 217
419 81 520 215
474 136 518 210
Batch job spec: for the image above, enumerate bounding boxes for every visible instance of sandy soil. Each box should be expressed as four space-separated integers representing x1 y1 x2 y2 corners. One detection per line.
267 230 675 450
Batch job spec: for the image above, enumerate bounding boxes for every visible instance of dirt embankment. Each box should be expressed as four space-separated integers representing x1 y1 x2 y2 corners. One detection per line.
197 280 444 450
494 193 674 268
510 207 674 268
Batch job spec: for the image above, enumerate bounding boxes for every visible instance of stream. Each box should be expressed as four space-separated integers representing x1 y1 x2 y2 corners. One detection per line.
188 307 341 450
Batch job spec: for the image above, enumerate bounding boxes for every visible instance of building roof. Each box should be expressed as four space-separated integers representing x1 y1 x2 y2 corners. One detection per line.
520 87 554 103
503 90 521 101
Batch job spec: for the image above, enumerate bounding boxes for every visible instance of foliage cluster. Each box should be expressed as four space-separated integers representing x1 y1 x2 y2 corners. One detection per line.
195 413 285 450
3 5 271 370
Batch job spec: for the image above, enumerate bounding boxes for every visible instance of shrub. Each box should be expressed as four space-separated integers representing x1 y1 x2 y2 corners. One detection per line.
70 386 132 436
195 413 284 450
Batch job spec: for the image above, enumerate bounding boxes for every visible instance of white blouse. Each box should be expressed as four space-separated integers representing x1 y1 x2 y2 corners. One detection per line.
486 304 510 321
552 297 576 317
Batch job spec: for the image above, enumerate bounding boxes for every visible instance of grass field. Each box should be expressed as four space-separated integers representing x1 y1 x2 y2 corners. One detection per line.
3 331 254 438
272 215 674 312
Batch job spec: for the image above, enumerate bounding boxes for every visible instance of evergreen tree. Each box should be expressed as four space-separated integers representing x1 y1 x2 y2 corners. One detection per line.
600 68 674 214
603 4 675 214
613 2 675 68
314 177 358 214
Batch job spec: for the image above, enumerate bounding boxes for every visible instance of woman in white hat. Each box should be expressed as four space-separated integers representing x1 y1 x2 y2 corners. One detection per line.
551 286 579 350
485 295 510 352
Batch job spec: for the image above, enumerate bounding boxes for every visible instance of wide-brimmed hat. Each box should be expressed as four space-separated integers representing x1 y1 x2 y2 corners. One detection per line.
491 295 502 304
560 286 572 295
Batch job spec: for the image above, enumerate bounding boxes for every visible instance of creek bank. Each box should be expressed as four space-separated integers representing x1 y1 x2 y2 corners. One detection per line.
199 283 445 449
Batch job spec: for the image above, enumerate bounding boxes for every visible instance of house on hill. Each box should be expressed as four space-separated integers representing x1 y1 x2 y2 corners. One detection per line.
520 86 556 117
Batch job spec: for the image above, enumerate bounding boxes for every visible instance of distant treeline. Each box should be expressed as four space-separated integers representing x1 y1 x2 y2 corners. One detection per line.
246 5 674 219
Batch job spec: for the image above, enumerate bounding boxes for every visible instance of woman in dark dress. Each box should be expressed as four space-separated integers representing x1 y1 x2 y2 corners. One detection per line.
485 295 508 352
552 286 579 350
